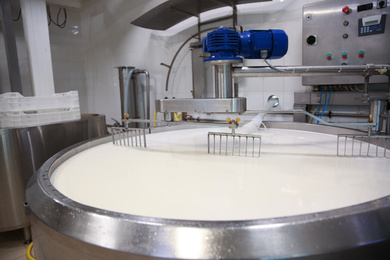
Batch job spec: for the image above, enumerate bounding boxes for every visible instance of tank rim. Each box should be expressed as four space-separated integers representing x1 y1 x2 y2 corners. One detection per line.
26 122 390 259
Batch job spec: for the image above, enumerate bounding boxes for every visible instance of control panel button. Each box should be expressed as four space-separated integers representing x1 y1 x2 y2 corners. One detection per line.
377 0 387 8
342 6 351 14
327 53 332 61
359 50 365 58
342 51 348 59
306 35 317 45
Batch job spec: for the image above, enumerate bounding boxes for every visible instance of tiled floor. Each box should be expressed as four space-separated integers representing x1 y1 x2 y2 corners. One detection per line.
0 229 32 260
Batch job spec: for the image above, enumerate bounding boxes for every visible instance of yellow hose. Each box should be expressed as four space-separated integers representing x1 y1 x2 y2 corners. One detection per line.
174 112 182 121
26 242 35 260
153 111 181 126
153 111 157 127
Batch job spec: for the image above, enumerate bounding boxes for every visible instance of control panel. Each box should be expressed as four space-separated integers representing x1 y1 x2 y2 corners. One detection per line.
302 0 390 85
359 14 386 36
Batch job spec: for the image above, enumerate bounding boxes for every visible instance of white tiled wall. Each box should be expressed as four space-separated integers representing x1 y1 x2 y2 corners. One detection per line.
1 0 320 124
48 6 88 112
0 4 87 111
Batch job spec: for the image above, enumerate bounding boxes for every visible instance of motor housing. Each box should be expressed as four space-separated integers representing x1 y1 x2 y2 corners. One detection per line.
202 28 242 61
203 28 288 61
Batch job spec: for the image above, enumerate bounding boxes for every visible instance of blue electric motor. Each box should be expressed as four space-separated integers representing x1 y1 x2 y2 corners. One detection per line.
203 28 288 62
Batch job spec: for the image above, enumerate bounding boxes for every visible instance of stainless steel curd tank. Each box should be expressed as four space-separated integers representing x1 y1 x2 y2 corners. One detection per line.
0 114 106 237
26 122 390 259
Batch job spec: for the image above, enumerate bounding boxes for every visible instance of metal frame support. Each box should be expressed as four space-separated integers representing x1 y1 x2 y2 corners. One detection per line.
20 0 55 96
363 75 370 100
0 0 23 94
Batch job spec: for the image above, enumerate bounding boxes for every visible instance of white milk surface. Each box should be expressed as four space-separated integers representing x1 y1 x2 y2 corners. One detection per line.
51 128 390 221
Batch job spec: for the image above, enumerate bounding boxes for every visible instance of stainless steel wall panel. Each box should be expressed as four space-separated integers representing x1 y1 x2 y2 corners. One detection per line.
302 0 390 85
0 114 106 233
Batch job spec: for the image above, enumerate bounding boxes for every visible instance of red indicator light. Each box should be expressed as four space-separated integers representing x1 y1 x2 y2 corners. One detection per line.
342 6 350 14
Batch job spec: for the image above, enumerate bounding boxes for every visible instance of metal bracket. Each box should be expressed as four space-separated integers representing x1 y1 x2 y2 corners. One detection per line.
155 97 247 113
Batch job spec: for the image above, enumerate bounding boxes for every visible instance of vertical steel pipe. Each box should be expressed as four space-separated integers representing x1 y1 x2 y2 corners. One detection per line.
214 63 234 98
117 67 125 118
370 100 387 133
117 66 135 120
134 69 150 122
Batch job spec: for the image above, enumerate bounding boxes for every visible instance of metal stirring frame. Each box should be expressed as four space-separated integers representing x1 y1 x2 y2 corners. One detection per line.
111 127 147 147
337 134 390 158
208 131 262 157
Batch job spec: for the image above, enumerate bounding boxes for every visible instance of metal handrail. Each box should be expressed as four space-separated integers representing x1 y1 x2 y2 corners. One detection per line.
232 64 390 77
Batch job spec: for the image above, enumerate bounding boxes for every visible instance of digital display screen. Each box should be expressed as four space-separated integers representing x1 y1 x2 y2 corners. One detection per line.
365 20 379 26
